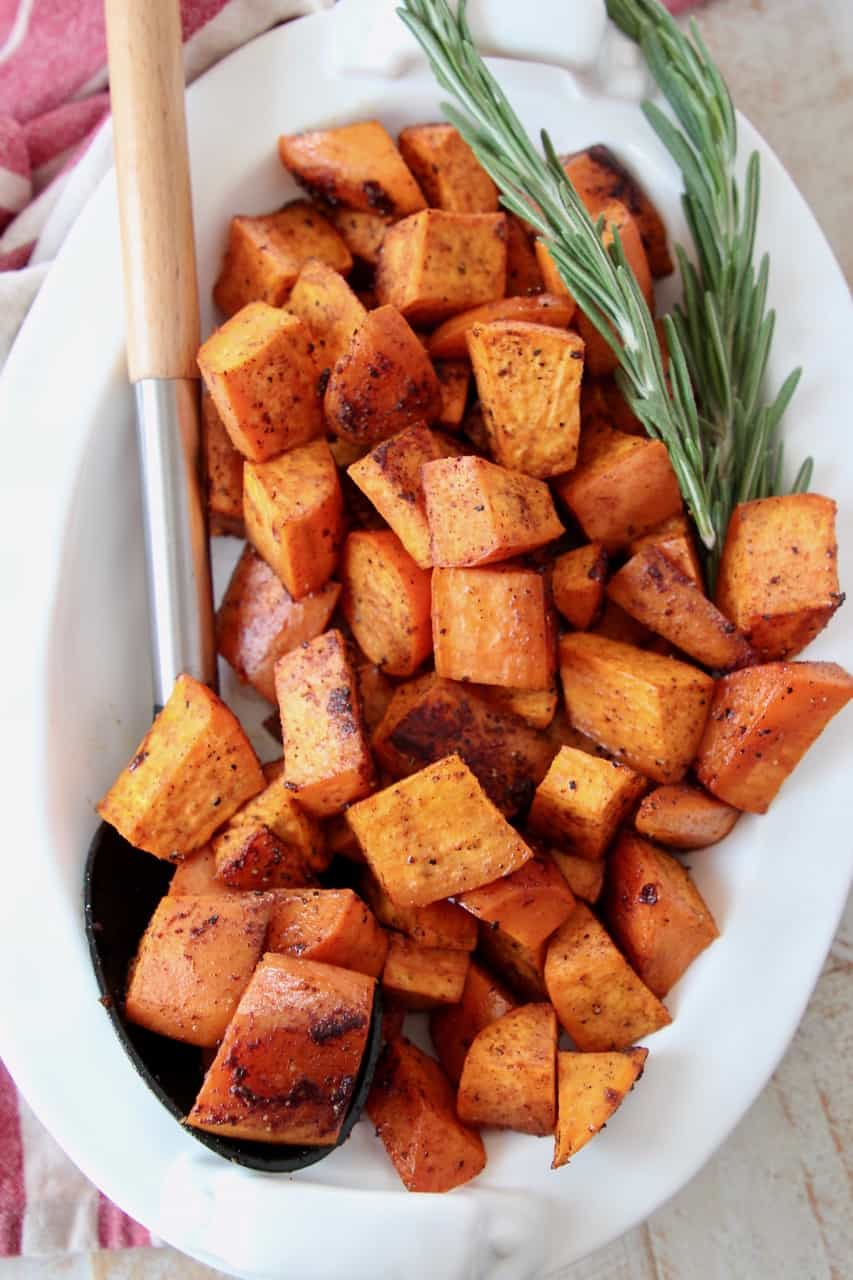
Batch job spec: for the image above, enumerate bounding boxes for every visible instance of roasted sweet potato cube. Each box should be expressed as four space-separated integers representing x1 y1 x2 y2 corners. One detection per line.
435 360 470 428
362 873 477 951
357 662 394 734
715 494 843 661
125 893 272 1046
167 844 219 896
548 847 605 903
629 514 704 589
574 200 654 377
98 674 264 859
607 546 752 670
423 455 564 566
266 888 388 977
559 633 714 783
367 1038 486 1192
553 423 682 550
328 208 390 265
428 293 574 361
398 123 499 212
212 760 327 888
341 529 433 677
286 258 367 367
476 920 548 1001
471 683 558 729
433 565 556 690
552 1047 648 1168
468 320 584 478
457 1003 557 1136
275 629 375 817
202 395 244 536
213 202 352 316
244 439 343 599
279 121 426 217
545 902 671 1050
695 661 853 812
528 747 647 859
563 144 673 276
635 783 739 849
347 754 533 907
382 933 470 1009
198 302 324 463
188 954 374 1145
506 214 545 295
324 304 442 445
552 543 608 629
456 855 575 949
376 210 507 325
429 960 516 1083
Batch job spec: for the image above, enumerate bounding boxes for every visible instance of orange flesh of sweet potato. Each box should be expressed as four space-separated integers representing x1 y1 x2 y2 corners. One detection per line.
216 546 340 703
434 360 470 428
607 546 752 670
428 293 574 360
356 661 394 734
629 514 704 590
274 629 375 817
563 144 673 276
548 848 605 903
243 439 343 600
328 208 390 265
635 783 740 849
715 494 844 661
429 959 516 1083
552 1047 648 1168
265 888 388 978
528 746 647 859
376 209 507 326
552 543 608 630
534 241 575 301
213 202 352 316
694 660 853 813
202 395 244 537
467 320 585 479
198 302 324 463
477 919 549 1001
167 844 219 896
433 565 556 690
341 529 433 677
423 455 564 567
125 892 272 1046
382 933 470 1009
456 855 576 949
398 123 499 213
361 872 477 951
545 901 671 1050
590 599 654 649
471 682 558 729
604 831 719 997
324 304 442 445
457 1003 557 1136
559 633 714 784
367 1038 486 1192
573 200 653 377
286 258 367 367
212 760 327 888
506 214 545 295
97 674 264 859
278 121 427 217
188 953 374 1145
346 754 534 907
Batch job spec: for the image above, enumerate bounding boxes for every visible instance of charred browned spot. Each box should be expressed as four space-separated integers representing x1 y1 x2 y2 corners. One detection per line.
310 1008 368 1045
638 883 658 905
128 750 148 772
604 1086 623 1106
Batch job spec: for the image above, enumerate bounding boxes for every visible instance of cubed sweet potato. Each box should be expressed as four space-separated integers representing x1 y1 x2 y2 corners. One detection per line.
544 902 671 1050
468 320 584 478
434 360 470 428
528 746 647 859
382 933 470 1009
433 565 556 690
629 513 704 590
188 953 374 1145
347 424 461 569
213 202 353 316
635 783 740 849
428 293 574 361
471 683 558 730
429 960 516 1083
695 660 853 812
98 674 264 859
563 144 673 276
329 208 390 265
456 855 576 948
286 258 367 367
217 546 340 703
362 873 477 951
125 892 272 1046
197 302 324 462
552 1047 648 1168
243 439 343 599
548 847 605 903
266 888 388 977
506 214 545 295
367 1038 486 1192
559 633 714 783
398 123 499 213
457 1003 557 1136
167 844 219 896
715 494 844 661
324 304 442 444
376 210 507 325
279 121 426 217
346 754 533 907
275 629 375 817
423 455 564 566
212 760 327 888
341 529 433 677
477 920 549 1001
553 423 682 550
552 543 608 629
202 395 244 536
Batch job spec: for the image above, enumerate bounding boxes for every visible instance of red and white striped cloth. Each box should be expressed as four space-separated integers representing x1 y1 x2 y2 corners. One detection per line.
0 0 704 1262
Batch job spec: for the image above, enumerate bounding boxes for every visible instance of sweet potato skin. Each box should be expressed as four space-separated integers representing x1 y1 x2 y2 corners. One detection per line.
552 543 608 630
456 855 576 950
528 746 647 859
457 1003 558 1136
428 293 574 361
278 121 427 217
635 783 740 849
202 395 244 536
341 529 433 677
361 873 477 951
398 123 499 213
382 933 470 1009
694 660 853 812
563 143 673 276
266 888 388 977
286 257 367 367
552 1048 648 1168
429 959 516 1083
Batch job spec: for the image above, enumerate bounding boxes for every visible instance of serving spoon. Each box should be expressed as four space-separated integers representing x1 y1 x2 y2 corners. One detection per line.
84 0 381 1173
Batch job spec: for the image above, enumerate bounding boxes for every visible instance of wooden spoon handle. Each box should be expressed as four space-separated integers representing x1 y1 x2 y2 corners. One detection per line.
105 0 200 382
